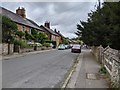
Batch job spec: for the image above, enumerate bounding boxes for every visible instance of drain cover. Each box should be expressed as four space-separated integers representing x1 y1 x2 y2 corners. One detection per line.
86 73 99 80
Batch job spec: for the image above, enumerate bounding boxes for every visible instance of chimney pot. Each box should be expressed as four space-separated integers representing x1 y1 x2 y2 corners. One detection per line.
54 29 57 32
16 7 26 18
44 21 50 29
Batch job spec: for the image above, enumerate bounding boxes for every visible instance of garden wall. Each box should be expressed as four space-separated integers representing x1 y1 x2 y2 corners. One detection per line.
2 43 14 55
91 46 120 88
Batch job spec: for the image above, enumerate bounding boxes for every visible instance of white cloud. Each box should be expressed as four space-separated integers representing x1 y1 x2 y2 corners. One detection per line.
1 2 96 38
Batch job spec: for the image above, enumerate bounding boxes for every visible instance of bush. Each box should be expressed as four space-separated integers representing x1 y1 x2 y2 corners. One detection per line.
14 40 32 49
43 43 50 47
99 65 107 75
14 39 21 46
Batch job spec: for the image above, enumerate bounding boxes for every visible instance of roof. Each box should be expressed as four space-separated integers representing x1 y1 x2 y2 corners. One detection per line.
40 25 59 36
0 7 43 31
27 19 44 31
56 31 64 37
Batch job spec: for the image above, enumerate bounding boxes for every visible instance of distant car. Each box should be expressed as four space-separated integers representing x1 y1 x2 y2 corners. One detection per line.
71 44 81 53
50 43 54 48
65 45 69 49
69 44 73 48
58 44 65 50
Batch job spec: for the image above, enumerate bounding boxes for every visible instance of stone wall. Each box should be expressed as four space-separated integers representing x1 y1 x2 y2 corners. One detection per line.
19 48 34 53
91 46 120 87
0 44 1 55
2 43 14 55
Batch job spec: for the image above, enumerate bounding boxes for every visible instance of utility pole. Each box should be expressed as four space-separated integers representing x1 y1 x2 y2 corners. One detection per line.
98 0 101 10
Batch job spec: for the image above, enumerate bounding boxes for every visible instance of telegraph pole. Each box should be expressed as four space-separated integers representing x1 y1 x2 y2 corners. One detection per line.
98 0 101 10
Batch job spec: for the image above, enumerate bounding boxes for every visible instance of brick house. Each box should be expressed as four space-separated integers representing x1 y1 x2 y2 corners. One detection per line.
54 29 63 44
1 7 43 34
40 22 60 47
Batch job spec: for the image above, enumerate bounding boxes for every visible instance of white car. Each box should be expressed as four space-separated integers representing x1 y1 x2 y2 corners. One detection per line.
34 42 42 46
27 42 34 45
58 44 65 50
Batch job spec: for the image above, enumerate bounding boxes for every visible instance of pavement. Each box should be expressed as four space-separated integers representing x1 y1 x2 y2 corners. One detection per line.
66 49 109 88
2 49 56 60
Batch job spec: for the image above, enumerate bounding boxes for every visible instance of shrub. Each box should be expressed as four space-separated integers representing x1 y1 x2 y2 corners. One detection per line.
99 65 107 75
14 39 21 46
43 43 50 47
14 40 32 49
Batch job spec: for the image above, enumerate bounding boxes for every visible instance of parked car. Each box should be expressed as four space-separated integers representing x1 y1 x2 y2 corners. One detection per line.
71 44 81 53
50 43 54 48
65 45 69 49
34 42 42 47
69 44 73 48
58 44 65 50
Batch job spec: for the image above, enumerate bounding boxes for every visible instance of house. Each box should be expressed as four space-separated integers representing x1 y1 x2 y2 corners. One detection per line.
40 22 60 47
54 29 63 44
0 7 43 34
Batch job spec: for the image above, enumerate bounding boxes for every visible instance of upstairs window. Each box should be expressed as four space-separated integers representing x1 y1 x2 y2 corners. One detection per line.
22 26 25 32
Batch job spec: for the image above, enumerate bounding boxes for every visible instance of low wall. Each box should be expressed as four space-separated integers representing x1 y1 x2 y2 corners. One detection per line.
91 46 120 88
19 48 34 53
0 44 1 54
2 43 14 55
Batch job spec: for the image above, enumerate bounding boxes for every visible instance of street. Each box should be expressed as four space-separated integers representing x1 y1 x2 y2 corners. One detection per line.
2 49 79 88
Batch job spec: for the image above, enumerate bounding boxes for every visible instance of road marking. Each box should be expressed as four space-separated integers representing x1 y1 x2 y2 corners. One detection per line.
61 53 83 88
66 53 83 88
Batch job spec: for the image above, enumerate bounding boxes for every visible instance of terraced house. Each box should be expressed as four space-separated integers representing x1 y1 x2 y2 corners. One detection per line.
1 7 43 34
40 22 60 47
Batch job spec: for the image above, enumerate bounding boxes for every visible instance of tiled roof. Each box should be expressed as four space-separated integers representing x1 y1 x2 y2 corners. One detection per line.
56 31 64 37
0 7 43 31
27 19 44 31
40 25 59 36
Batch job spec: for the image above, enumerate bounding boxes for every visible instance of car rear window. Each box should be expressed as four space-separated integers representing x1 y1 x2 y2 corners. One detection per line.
72 45 80 48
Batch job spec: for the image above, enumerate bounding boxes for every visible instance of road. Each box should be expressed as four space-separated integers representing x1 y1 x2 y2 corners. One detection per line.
2 49 79 88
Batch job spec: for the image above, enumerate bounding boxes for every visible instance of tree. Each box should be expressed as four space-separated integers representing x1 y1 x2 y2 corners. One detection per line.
2 15 17 54
16 31 25 39
75 2 120 50
38 32 48 44
62 37 69 45
2 15 17 43
25 31 34 41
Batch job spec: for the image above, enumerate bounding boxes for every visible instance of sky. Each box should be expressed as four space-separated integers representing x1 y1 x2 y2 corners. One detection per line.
1 1 99 38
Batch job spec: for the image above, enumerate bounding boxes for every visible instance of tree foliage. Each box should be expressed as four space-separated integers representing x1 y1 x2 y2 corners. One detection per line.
2 15 17 43
31 29 48 44
75 2 120 50
62 37 69 45
16 31 25 39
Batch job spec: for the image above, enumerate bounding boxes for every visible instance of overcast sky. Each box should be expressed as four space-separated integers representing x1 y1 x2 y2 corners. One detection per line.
1 2 98 38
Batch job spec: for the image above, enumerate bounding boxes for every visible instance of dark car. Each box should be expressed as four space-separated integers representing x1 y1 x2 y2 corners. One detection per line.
71 44 81 53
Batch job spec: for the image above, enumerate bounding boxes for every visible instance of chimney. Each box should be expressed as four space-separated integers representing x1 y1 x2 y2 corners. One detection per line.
44 21 50 29
16 7 26 18
54 29 57 33
58 31 60 33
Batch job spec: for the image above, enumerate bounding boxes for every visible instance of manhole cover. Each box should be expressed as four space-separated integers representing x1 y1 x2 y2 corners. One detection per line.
86 73 99 80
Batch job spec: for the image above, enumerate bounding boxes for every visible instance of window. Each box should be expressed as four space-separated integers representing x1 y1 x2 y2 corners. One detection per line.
22 26 25 32
29 28 32 34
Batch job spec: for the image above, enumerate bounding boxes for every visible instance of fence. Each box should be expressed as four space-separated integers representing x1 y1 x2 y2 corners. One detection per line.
91 46 120 87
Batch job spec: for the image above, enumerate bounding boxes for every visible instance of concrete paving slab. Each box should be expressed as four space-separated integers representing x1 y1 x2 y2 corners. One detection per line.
66 49 109 88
